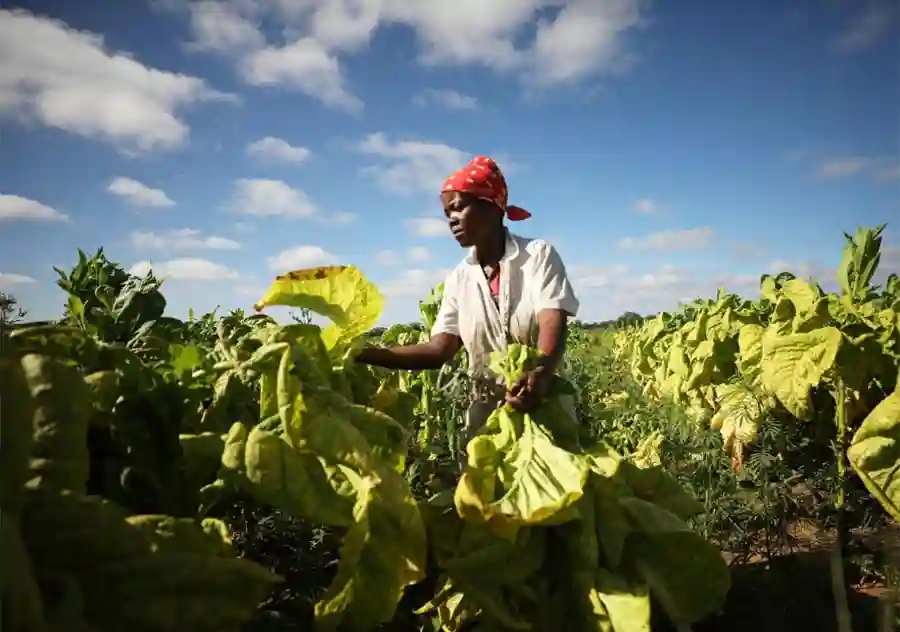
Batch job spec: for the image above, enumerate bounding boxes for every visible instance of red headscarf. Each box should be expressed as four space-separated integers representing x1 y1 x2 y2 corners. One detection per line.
440 155 531 221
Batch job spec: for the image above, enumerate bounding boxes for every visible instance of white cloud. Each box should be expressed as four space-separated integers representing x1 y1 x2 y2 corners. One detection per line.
0 194 69 222
376 246 430 265
246 136 312 163
873 164 900 183
528 0 643 87
632 198 659 215
229 179 318 217
409 246 431 262
267 245 337 271
171 0 645 112
831 4 898 54
130 229 241 251
617 227 714 251
329 211 357 225
765 259 835 287
0 272 36 288
412 88 479 110
381 268 450 298
881 245 900 275
107 177 175 207
405 217 448 238
376 250 400 265
729 242 767 261
818 156 872 180
240 38 363 113
570 263 629 289
129 258 240 281
574 262 762 320
0 9 234 152
792 151 900 184
186 1 265 54
358 132 469 195
783 148 812 164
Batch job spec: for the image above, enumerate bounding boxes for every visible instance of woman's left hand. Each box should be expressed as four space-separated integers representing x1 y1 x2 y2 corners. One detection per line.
505 364 552 412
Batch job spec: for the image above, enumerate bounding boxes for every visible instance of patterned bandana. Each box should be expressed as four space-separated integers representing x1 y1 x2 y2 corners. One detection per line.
440 155 532 221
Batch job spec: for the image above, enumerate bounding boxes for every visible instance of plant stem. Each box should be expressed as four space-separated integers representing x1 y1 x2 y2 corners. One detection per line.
831 379 852 632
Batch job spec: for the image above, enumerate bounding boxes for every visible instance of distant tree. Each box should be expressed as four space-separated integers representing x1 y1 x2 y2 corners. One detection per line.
289 308 313 325
0 291 27 325
614 311 644 328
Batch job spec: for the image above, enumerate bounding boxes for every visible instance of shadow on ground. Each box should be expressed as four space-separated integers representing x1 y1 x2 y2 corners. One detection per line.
659 551 887 632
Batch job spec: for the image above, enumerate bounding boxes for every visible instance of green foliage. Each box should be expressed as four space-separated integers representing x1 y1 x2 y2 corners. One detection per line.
2 248 731 632
0 290 27 326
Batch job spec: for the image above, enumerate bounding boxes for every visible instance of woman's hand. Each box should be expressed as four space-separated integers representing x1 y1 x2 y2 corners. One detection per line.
505 364 552 412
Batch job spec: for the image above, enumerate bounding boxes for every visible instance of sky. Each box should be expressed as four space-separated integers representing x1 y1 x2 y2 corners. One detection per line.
0 0 898 327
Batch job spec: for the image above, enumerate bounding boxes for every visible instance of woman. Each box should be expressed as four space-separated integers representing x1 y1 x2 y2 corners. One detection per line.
356 155 580 462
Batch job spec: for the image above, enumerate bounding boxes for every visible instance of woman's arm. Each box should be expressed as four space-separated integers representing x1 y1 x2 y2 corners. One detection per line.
535 308 568 374
356 332 462 371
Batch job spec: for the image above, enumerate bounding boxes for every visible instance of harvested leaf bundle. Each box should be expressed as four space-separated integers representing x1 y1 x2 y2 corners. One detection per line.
422 344 731 631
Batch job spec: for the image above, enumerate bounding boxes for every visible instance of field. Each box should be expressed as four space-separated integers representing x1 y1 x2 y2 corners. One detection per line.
3 225 899 632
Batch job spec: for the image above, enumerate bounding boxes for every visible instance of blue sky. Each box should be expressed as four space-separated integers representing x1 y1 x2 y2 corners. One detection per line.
1 0 897 326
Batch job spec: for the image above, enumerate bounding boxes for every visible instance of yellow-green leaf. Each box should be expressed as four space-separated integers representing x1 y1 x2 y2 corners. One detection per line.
760 326 842 419
847 384 900 522
254 265 383 356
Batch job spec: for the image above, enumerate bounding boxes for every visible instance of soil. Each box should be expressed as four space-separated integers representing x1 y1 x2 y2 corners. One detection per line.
688 551 887 632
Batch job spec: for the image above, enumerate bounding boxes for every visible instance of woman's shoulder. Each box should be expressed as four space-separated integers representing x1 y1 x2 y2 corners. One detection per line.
509 232 557 260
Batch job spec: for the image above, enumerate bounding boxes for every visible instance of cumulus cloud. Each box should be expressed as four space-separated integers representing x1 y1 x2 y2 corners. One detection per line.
791 151 898 183
573 262 762 320
327 211 357 225
169 0 646 111
130 229 241 251
375 250 400 265
0 9 235 152
129 258 240 281
729 241 768 261
569 263 629 289
185 1 265 54
267 245 337 271
0 194 69 222
617 227 714 251
874 165 900 183
408 246 431 262
765 259 838 290
527 0 643 87
246 136 312 163
376 246 431 265
817 156 873 180
107 177 175 208
412 88 479 110
229 178 318 218
830 3 898 54
0 272 36 288
880 245 900 277
358 132 470 195
240 38 363 113
631 198 659 215
380 268 451 298
405 217 448 238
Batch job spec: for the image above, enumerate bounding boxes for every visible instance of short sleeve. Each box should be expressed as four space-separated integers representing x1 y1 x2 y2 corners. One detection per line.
430 269 461 337
531 242 579 317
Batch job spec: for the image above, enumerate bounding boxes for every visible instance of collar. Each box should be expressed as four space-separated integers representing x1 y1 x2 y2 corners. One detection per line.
464 228 520 266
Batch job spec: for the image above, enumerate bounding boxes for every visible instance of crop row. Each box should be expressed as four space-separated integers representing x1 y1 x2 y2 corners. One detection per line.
2 250 729 632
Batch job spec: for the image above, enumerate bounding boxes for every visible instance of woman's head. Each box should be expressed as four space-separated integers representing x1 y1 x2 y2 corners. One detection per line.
441 190 502 248
440 156 530 248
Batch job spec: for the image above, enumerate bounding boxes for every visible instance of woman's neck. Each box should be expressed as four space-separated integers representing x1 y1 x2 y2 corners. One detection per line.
474 228 506 267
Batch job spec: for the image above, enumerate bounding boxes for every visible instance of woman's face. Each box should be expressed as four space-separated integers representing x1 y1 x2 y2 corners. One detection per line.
441 191 498 248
